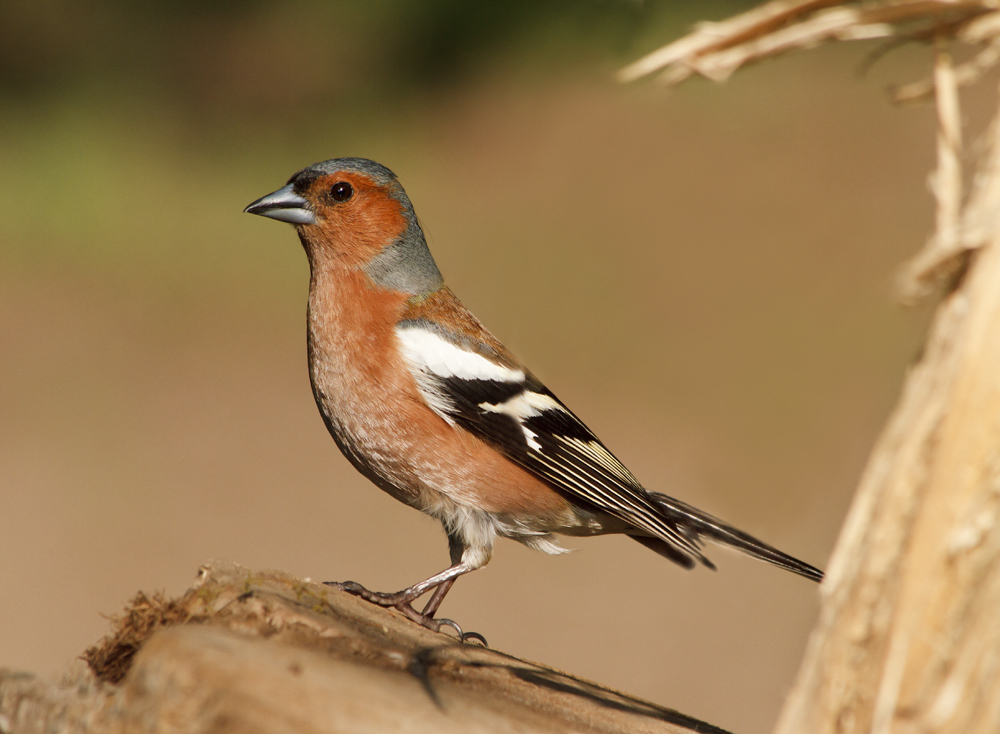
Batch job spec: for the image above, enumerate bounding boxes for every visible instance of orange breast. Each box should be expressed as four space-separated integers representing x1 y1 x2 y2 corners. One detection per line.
306 264 574 525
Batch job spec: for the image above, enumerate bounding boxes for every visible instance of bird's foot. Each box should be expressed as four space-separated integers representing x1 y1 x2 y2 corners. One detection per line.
325 580 487 646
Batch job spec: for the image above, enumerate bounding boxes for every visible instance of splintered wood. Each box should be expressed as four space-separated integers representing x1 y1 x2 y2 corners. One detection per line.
621 3 1000 732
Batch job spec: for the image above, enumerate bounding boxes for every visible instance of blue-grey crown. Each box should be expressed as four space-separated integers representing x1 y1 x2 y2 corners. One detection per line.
296 158 444 297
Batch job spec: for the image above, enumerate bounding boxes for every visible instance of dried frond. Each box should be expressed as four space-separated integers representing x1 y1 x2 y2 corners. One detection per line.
621 0 1000 303
619 1 1000 86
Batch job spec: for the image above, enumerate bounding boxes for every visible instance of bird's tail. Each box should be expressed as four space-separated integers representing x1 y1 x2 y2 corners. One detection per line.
643 491 824 582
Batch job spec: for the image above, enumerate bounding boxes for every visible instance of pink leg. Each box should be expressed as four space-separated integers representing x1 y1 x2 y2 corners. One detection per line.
326 531 487 643
328 562 485 643
421 576 457 618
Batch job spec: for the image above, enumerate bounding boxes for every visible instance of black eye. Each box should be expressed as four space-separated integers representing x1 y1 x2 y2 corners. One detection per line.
330 181 353 202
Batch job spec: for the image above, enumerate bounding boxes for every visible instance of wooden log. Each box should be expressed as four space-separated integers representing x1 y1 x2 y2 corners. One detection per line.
775 182 1000 734
0 562 731 734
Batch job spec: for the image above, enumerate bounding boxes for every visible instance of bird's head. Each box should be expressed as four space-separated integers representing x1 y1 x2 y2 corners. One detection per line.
245 157 443 296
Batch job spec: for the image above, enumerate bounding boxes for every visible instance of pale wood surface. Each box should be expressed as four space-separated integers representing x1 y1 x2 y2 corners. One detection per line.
0 562 730 734
620 4 1000 732
775 177 1000 734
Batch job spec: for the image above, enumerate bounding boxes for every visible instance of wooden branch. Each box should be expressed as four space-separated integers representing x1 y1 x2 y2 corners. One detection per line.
0 563 731 734
774 86 1000 733
619 1 999 88
620 3 1000 731
617 0 848 84
896 37 967 302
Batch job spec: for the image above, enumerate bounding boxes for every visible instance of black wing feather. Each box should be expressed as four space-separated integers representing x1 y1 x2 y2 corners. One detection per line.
427 369 823 581
439 371 712 565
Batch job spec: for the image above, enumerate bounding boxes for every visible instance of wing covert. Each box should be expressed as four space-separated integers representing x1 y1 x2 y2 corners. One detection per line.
395 322 708 563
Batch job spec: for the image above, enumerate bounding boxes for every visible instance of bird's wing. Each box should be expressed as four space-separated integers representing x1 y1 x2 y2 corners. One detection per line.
394 319 711 565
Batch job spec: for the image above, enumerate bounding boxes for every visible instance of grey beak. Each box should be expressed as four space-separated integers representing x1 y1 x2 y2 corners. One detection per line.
244 184 316 225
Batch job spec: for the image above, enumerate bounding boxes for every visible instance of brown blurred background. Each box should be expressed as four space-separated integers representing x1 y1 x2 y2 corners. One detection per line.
0 2 950 732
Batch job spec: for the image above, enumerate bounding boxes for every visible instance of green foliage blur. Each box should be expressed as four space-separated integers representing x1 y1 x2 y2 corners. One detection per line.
1 1 752 116
0 0 754 283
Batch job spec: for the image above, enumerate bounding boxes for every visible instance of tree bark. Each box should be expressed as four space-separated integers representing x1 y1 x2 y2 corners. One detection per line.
619 5 1000 729
0 562 731 734
775 127 1000 732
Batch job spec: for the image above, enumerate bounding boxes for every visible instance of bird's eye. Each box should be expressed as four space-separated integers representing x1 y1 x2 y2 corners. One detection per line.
330 182 354 202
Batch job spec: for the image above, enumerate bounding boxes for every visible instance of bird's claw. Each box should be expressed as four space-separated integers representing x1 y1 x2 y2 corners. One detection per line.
325 580 487 645
460 630 489 646
434 617 464 637
432 618 488 646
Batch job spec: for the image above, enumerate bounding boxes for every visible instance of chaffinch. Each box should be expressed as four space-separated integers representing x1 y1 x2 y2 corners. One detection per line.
245 157 822 638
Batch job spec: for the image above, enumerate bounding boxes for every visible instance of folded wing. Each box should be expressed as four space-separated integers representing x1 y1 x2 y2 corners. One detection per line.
396 320 822 582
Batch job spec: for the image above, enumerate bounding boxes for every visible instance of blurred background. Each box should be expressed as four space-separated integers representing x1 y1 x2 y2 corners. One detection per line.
0 1 953 732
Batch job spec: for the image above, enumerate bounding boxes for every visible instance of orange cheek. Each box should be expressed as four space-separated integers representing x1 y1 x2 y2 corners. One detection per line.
312 190 410 267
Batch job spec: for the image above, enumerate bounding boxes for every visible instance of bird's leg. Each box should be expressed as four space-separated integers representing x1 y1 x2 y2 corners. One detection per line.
418 574 486 646
420 576 456 618
328 562 480 640
421 529 465 618
335 562 471 608
326 532 487 644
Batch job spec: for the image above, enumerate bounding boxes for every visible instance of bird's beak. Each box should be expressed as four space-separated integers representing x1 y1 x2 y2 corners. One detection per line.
244 184 316 225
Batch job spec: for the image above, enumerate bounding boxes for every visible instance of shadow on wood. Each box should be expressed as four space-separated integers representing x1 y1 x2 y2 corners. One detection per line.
0 562 730 734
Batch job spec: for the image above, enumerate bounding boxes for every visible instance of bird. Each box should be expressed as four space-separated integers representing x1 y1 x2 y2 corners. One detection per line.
244 157 823 637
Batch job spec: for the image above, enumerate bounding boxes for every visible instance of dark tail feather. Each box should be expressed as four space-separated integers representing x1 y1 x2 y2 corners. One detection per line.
630 535 706 571
645 492 824 583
